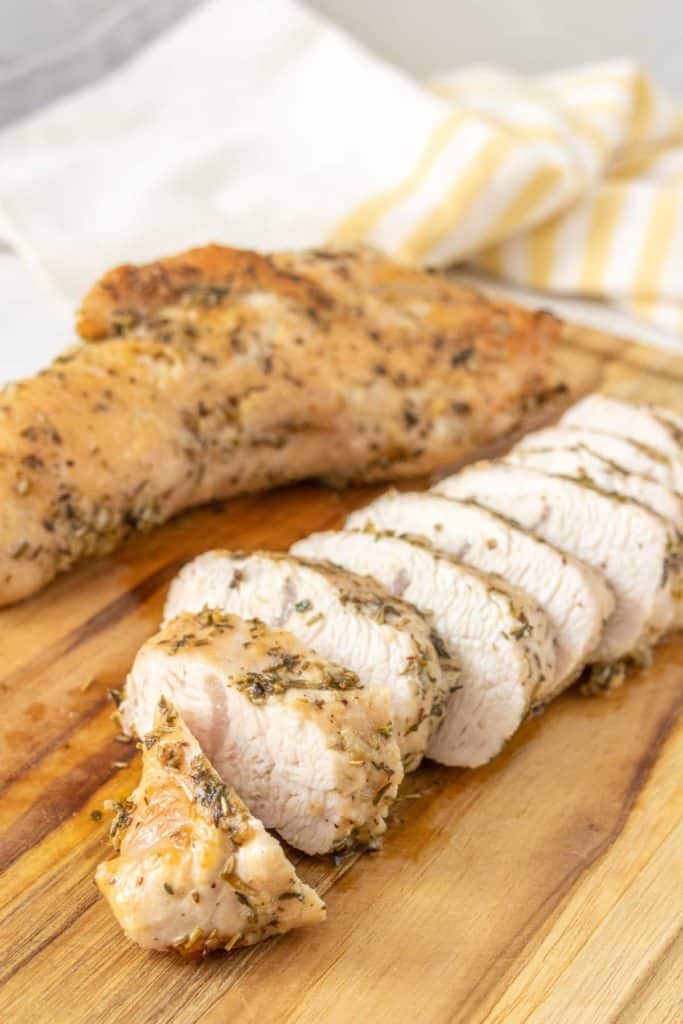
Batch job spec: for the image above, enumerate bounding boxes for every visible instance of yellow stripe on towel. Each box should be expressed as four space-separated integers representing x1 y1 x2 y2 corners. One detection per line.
528 216 562 289
629 70 656 142
331 63 683 335
397 135 514 263
633 189 680 297
485 164 567 248
329 109 467 245
578 185 628 293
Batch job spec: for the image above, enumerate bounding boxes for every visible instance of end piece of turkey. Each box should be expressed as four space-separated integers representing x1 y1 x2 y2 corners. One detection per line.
95 699 325 956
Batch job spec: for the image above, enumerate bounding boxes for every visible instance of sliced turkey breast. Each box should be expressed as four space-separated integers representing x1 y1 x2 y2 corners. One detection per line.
561 395 683 471
435 462 681 662
96 699 325 956
119 611 402 856
292 530 556 768
515 425 683 492
346 491 613 698
507 446 683 529
163 551 444 771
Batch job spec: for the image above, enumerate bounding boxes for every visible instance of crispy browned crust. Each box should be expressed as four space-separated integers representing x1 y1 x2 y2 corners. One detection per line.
0 244 566 606
79 243 559 349
77 244 329 341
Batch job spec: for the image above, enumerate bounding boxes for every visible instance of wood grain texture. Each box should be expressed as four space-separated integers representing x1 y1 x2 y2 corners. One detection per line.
0 322 681 1024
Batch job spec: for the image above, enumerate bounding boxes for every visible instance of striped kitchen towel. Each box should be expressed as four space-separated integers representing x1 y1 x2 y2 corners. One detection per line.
431 65 683 335
0 0 681 340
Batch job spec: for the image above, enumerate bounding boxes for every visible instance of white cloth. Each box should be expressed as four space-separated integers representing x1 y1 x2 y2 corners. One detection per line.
0 0 441 299
0 0 681 381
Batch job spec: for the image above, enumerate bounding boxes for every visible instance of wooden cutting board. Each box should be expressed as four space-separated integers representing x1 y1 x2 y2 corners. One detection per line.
0 322 681 1024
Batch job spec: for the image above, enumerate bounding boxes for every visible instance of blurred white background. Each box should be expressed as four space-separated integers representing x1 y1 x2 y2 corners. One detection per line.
310 0 683 90
1 0 680 125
